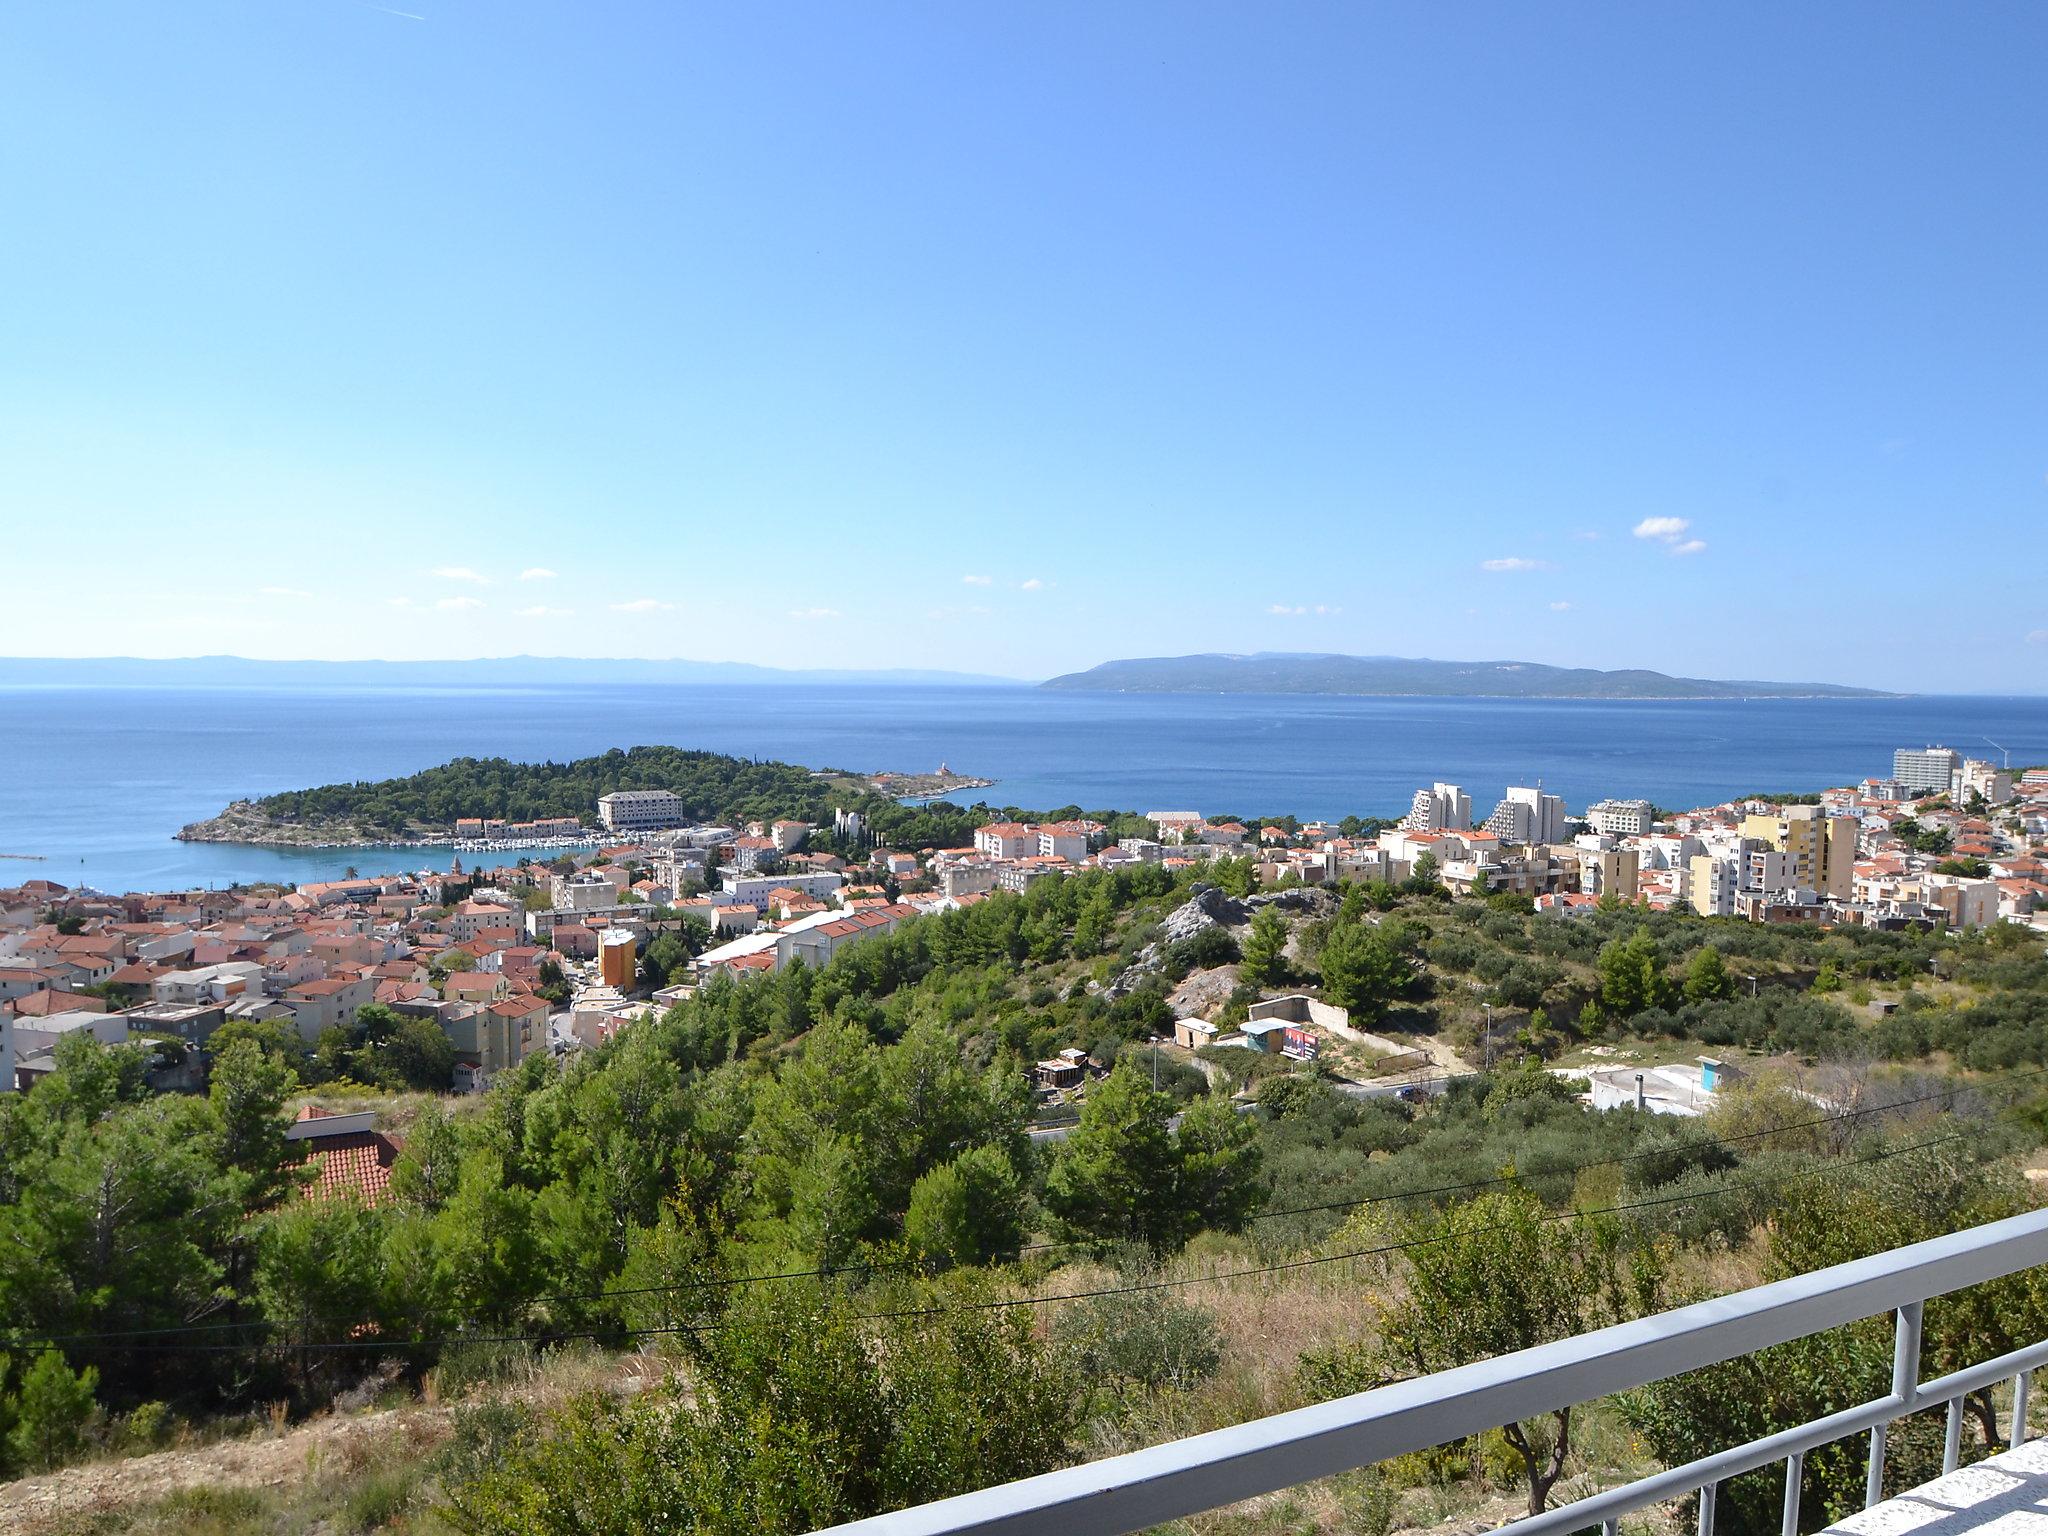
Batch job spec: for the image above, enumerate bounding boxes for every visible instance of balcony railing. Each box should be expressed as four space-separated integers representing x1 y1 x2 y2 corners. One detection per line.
815 1206 2048 1536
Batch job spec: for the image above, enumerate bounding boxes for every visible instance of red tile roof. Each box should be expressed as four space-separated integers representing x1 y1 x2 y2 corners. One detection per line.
294 1135 398 1204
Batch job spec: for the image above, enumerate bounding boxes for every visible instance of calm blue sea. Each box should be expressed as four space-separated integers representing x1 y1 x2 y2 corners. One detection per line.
2 685 2044 895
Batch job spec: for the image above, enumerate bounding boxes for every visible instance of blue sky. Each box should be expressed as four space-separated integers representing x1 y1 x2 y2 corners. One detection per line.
2 2 2044 690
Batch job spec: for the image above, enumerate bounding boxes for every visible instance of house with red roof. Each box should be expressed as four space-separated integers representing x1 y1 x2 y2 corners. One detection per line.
287 1107 400 1205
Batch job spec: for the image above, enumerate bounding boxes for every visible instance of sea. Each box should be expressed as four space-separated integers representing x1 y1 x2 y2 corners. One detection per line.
2 684 2045 897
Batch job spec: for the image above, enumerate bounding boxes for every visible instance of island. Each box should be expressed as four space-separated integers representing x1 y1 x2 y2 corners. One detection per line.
1039 652 1896 700
176 746 993 848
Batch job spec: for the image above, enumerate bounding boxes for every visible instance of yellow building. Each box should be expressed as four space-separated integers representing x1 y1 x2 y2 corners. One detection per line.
1738 807 1856 899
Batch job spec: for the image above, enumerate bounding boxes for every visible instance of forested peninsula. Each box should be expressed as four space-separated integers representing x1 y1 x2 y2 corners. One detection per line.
176 745 1063 851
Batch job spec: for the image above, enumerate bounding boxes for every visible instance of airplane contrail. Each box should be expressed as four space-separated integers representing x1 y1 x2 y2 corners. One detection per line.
357 1 426 18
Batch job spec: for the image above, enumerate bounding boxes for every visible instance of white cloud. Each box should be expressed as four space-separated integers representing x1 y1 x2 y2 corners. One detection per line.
386 596 414 609
432 565 491 585
2028 629 2048 646
1549 601 1573 611
1573 530 1602 542
1267 603 1342 616
517 605 572 618
608 598 673 613
436 595 485 611
259 585 313 598
1634 517 1706 556
1480 557 1550 573
1269 604 1306 616
1018 577 1046 591
787 607 842 620
961 574 993 586
518 567 557 582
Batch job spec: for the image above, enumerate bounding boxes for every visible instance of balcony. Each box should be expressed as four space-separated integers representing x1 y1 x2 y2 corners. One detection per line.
815 1207 2048 1536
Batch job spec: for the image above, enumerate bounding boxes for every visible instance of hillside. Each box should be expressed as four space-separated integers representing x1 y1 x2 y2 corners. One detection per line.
1039 653 1894 699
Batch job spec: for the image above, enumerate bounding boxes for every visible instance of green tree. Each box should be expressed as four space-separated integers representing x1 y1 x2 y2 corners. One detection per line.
1044 1062 1180 1249
784 1135 878 1271
1239 906 1290 988
7 1350 99 1473
1317 924 1409 1022
389 1104 463 1212
642 931 688 989
905 1145 1026 1269
205 1015 306 1068
1683 944 1735 1004
1374 1187 1650 1515
1171 1096 1264 1238
441 1283 1078 1536
208 1039 299 1208
1598 928 1671 1019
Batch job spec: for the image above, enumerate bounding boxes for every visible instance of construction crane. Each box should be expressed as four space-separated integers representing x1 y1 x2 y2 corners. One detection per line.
1983 737 2011 769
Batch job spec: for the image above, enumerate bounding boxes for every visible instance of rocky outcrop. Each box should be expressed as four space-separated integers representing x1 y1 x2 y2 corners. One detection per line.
176 802 433 848
1102 884 1249 998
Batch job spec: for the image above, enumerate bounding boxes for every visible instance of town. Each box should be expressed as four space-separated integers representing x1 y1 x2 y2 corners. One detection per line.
3 745 2042 1115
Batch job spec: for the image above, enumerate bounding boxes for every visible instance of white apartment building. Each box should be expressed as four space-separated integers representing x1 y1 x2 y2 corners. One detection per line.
551 871 624 912
596 789 688 833
974 823 1040 860
1037 824 1091 862
1953 759 2013 806
1146 811 1205 844
719 870 847 908
1486 786 1566 847
1743 847 1801 897
152 961 265 1007
1688 853 1741 917
1405 783 1472 832
1893 747 1960 795
1585 798 1656 837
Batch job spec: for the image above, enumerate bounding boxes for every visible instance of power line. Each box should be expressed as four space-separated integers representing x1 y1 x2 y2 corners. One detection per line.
0 1127 1972 1359
4 1065 2030 1355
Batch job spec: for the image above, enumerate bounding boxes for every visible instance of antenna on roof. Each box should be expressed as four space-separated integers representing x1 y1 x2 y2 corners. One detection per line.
1984 737 2011 770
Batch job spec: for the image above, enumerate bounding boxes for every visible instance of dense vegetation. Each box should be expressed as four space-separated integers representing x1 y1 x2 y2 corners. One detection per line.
250 746 875 837
6 868 2048 1534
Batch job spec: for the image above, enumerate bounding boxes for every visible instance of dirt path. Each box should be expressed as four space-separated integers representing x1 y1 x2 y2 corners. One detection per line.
0 1404 443 1535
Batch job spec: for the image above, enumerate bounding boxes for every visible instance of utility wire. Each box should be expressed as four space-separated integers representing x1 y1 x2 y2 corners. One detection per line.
4 1064 2030 1352
0 1127 1970 1358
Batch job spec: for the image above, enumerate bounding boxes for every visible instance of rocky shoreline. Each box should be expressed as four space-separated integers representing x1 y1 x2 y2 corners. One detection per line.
175 802 442 849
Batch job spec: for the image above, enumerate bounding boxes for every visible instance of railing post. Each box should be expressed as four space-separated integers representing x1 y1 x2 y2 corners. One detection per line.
2014 1371 2032 1449
1867 1302 1924 1509
1944 1397 1964 1474
1894 1302 1925 1404
1602 1521 1618 1536
1781 1451 1804 1536
1698 1480 1718 1536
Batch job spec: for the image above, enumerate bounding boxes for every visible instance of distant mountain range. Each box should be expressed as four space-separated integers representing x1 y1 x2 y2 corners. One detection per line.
0 655 1027 689
1039 653 1897 700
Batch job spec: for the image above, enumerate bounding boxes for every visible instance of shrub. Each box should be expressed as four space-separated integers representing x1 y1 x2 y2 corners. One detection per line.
1053 1289 1224 1395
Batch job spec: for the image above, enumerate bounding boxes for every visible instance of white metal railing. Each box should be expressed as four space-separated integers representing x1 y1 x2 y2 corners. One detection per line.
815 1206 2048 1536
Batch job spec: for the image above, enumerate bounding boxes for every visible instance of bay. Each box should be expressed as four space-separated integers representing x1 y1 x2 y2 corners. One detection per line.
1 684 2044 896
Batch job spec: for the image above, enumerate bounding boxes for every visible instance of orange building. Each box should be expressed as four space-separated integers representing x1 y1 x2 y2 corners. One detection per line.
598 928 637 990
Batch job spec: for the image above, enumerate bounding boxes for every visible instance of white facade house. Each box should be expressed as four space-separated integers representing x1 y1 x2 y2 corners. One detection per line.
596 789 688 833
